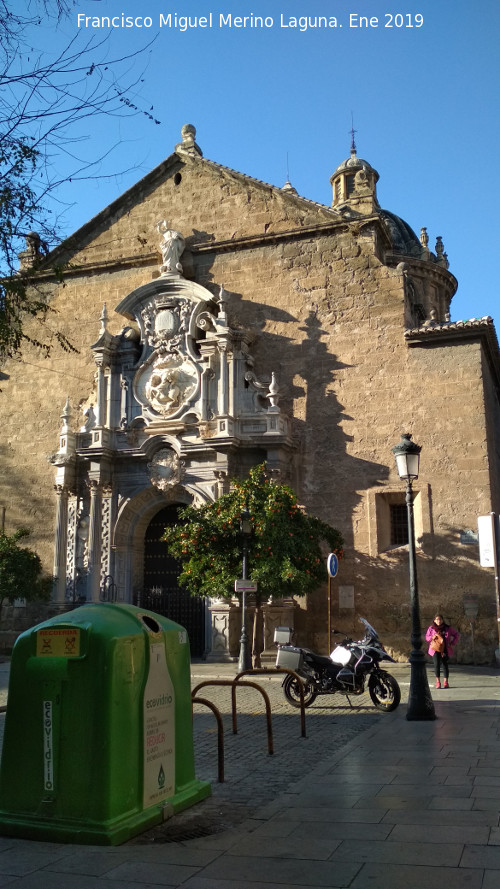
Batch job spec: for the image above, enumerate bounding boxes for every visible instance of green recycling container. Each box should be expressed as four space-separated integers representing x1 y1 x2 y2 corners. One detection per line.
0 603 211 844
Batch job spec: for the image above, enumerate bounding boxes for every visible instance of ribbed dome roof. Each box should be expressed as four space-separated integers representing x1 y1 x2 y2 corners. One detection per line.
380 210 422 256
331 149 379 183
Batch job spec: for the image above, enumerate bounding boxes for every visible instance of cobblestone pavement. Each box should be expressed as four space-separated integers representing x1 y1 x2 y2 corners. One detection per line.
132 662 401 843
0 658 419 843
0 663 498 889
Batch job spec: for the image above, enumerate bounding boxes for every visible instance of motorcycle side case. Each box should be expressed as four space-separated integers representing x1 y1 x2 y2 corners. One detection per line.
274 626 293 645
276 645 303 671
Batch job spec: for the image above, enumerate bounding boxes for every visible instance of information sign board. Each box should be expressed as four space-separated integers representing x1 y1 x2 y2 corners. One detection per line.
234 579 258 593
36 628 81 658
478 514 498 568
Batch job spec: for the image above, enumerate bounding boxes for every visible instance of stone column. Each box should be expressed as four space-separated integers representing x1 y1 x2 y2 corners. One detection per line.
87 481 102 602
218 343 228 416
105 369 112 429
100 485 115 596
65 494 80 601
228 348 235 416
52 485 69 603
200 366 214 421
95 362 105 426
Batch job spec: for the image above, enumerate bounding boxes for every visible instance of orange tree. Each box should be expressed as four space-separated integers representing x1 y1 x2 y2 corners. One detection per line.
162 464 343 664
0 528 51 609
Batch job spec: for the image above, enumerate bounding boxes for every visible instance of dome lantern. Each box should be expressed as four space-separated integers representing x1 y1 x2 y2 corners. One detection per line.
330 144 380 214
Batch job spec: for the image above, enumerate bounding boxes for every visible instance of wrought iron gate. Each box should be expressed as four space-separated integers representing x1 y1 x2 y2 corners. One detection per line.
137 504 206 657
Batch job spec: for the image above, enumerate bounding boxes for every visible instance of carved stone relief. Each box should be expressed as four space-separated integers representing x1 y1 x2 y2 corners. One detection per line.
137 350 198 418
147 449 185 492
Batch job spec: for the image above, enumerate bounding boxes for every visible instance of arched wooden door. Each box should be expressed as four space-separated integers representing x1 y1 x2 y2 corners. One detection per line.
139 504 206 657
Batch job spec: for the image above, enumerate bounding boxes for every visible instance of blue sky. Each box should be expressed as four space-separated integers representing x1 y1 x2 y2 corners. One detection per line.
24 0 500 323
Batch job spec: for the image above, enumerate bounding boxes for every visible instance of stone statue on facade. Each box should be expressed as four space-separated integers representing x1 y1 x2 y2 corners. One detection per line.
80 404 96 432
354 168 372 195
156 221 185 274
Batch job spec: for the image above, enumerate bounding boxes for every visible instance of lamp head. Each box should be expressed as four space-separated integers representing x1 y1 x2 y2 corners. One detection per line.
392 433 421 481
240 508 252 536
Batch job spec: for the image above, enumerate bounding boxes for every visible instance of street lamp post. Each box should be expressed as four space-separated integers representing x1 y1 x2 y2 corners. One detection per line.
238 509 252 673
392 433 436 721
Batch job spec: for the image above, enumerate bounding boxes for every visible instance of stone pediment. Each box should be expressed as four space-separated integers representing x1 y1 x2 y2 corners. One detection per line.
35 125 338 274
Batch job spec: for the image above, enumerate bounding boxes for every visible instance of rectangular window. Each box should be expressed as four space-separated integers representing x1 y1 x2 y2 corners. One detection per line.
369 486 428 556
390 504 408 546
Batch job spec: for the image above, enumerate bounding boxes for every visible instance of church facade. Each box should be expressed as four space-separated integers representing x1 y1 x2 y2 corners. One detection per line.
1 124 499 662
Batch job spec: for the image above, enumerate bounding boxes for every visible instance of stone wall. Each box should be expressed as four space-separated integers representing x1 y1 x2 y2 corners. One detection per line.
0 151 498 661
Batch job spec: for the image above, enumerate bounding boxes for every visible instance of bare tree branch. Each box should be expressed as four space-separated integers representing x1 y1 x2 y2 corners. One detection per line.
0 0 159 359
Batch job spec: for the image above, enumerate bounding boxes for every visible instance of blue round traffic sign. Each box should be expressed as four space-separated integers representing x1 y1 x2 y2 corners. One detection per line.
327 553 338 578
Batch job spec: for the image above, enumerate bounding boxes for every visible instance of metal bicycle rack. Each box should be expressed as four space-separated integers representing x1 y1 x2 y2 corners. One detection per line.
191 668 308 782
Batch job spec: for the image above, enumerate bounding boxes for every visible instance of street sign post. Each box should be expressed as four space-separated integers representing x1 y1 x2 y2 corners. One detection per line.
327 553 338 578
326 553 339 649
234 579 258 594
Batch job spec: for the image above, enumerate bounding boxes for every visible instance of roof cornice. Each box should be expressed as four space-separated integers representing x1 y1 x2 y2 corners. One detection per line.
25 216 373 282
405 317 500 391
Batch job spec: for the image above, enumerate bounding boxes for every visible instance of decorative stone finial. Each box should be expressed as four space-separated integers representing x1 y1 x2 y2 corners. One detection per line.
174 124 203 158
420 227 429 248
99 303 108 336
267 372 280 409
435 236 449 269
423 308 439 327
217 284 228 323
17 231 48 270
61 396 71 434
156 221 185 275
282 180 298 195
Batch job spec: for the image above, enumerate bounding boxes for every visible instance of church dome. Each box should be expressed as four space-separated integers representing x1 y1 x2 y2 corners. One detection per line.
330 147 424 259
379 210 422 257
331 148 380 184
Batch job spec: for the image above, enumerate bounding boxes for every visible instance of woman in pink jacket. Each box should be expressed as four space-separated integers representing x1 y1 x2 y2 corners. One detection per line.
425 614 459 688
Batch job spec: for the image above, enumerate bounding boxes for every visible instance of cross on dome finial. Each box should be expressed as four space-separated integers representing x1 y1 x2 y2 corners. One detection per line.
349 113 357 157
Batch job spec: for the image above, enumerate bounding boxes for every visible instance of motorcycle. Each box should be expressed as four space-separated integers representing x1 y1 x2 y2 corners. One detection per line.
275 617 401 712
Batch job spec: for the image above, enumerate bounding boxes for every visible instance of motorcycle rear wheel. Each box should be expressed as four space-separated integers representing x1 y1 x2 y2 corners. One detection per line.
282 674 317 708
368 671 401 712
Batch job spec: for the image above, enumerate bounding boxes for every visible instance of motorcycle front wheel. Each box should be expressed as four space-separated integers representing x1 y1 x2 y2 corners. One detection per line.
368 671 401 712
282 674 318 708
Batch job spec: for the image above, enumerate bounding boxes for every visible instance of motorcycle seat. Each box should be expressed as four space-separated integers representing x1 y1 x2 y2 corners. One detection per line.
303 650 335 668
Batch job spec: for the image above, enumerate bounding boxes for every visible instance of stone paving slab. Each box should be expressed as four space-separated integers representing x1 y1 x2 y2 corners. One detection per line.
349 863 484 889
188 853 362 887
0 661 498 888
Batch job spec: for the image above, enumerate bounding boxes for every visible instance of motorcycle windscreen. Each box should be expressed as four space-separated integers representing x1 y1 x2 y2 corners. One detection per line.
359 617 378 639
330 645 351 666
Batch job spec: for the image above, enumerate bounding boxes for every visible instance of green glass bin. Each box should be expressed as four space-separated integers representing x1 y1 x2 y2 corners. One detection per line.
0 603 211 844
